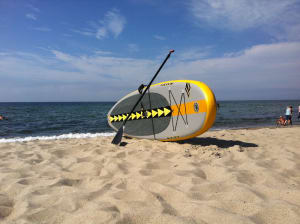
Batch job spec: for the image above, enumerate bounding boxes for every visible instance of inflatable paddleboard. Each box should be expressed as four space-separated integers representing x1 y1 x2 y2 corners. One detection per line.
107 80 216 141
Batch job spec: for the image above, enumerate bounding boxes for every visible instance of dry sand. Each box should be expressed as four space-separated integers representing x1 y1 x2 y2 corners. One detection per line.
1 126 300 224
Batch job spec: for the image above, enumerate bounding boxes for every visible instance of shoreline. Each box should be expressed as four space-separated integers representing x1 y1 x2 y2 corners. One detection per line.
1 122 300 143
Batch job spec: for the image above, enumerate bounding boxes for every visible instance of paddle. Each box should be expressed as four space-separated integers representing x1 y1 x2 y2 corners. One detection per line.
111 49 175 145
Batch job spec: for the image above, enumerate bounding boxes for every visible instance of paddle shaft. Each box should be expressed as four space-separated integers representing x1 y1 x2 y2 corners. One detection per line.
111 50 174 144
122 50 174 127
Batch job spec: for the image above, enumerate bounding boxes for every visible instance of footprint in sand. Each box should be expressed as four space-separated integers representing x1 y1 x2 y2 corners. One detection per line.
145 161 167 169
151 192 178 216
175 170 192 177
77 156 93 163
17 178 37 185
94 148 103 155
27 207 64 224
87 183 113 201
53 178 82 187
117 163 129 175
116 179 127 190
256 159 281 169
164 152 176 159
139 160 171 176
115 151 126 159
187 191 204 201
235 170 258 185
0 194 13 219
100 205 120 216
192 168 207 179
52 149 70 158
139 169 152 176
17 152 34 159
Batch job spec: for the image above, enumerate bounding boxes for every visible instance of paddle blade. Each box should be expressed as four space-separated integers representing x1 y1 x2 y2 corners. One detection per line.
111 126 123 145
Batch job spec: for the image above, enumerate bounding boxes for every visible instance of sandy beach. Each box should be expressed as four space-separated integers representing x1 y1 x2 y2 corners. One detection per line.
1 126 300 224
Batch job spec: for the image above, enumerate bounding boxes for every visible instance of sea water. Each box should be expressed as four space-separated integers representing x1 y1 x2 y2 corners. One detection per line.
0 100 299 142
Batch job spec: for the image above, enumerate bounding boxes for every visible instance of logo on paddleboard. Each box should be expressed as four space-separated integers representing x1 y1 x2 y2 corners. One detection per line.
194 102 199 112
185 83 191 97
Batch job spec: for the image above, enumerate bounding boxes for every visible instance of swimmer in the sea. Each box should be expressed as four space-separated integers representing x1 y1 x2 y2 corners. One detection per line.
0 115 7 120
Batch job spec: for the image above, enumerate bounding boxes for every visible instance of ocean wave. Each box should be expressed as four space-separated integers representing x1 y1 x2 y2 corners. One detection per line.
0 132 115 143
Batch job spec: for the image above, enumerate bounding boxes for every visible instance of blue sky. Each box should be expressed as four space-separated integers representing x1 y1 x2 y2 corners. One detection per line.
0 0 300 102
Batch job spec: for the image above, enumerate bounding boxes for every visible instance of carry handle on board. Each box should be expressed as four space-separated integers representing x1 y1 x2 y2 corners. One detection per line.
111 50 175 145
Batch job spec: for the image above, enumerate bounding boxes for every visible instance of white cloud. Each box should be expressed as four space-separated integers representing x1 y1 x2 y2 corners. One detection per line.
51 50 73 62
27 4 40 13
128 44 139 52
73 9 126 40
50 50 154 83
96 27 108 39
104 9 126 38
71 29 94 37
153 35 166 40
1 42 300 101
0 50 154 101
94 50 113 55
26 13 37 20
173 47 212 61
165 42 300 99
188 0 300 40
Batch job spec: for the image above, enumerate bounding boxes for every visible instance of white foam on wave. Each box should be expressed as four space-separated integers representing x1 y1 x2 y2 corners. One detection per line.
0 132 115 143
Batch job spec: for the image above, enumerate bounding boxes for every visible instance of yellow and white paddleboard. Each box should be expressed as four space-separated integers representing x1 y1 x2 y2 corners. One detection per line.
107 80 216 141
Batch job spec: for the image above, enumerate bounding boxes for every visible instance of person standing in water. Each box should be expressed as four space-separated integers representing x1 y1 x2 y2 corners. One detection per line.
290 106 293 125
298 105 300 120
285 106 292 125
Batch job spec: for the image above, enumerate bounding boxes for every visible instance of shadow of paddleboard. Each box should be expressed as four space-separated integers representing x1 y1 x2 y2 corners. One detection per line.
177 137 258 148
